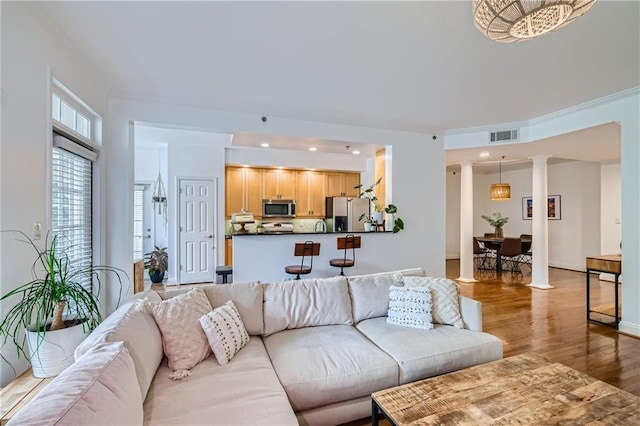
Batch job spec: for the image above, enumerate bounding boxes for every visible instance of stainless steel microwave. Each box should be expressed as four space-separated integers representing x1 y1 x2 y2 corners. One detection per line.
262 199 296 218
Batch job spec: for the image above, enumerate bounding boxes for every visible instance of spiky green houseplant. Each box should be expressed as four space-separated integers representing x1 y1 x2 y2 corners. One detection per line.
354 177 405 233
0 231 124 376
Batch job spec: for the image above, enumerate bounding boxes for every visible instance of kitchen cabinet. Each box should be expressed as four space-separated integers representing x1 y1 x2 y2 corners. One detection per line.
263 169 295 200
326 172 360 197
225 167 263 218
295 170 325 217
225 238 233 266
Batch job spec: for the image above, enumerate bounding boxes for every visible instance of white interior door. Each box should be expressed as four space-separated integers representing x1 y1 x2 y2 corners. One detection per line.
179 178 216 284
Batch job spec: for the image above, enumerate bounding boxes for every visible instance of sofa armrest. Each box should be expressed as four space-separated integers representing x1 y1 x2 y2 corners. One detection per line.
459 296 483 331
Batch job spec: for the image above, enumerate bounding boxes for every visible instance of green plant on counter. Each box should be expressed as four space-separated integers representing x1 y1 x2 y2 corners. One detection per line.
354 177 405 233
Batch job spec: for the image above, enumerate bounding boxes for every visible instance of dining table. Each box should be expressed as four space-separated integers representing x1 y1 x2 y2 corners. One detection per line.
475 236 532 273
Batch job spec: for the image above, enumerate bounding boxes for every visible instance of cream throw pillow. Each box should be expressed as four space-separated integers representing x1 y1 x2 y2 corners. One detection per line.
387 286 434 330
402 276 465 329
144 288 212 379
200 300 250 365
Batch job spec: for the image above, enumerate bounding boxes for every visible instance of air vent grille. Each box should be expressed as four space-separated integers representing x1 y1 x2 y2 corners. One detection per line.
490 129 519 143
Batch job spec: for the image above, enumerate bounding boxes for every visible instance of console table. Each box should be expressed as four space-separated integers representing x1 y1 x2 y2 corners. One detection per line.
0 370 53 424
586 254 622 329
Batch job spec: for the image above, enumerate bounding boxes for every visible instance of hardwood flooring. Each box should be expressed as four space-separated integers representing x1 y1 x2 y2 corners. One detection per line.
343 262 639 426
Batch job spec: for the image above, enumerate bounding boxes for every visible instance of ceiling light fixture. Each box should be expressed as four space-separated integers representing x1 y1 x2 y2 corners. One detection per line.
352 150 360 155
260 143 270 148
472 0 597 43
309 147 317 151
490 156 511 201
479 151 490 158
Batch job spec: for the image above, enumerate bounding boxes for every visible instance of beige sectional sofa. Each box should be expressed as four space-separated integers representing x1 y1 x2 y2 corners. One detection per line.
8 269 503 426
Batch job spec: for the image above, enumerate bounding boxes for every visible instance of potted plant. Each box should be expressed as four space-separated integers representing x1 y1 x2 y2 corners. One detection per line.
0 231 125 378
481 212 509 238
355 177 405 233
144 246 168 284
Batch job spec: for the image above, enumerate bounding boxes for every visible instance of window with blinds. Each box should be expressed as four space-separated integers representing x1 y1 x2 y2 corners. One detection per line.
52 144 93 291
133 186 145 260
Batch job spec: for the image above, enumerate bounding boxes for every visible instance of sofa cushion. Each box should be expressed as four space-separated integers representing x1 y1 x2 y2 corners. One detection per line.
402 276 465 328
144 338 297 425
347 268 426 323
146 288 212 378
356 317 503 384
263 276 352 336
161 281 264 335
263 325 398 411
387 286 433 330
8 342 142 426
200 300 250 365
74 289 163 400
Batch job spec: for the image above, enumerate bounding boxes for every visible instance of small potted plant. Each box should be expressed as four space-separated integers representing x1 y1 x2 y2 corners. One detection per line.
144 246 168 284
0 231 125 378
355 178 405 233
481 212 509 238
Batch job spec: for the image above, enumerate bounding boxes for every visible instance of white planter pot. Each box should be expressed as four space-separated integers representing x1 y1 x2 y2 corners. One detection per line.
364 223 374 232
372 212 384 225
26 319 90 378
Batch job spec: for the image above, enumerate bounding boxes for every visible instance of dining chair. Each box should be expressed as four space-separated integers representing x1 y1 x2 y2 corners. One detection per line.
285 241 320 280
519 234 533 268
473 237 491 270
498 237 523 274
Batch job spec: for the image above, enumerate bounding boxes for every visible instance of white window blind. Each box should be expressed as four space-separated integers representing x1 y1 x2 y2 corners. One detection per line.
52 137 94 291
133 185 145 260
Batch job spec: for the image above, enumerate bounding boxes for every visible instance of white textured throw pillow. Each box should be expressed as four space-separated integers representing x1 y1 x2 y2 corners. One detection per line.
143 288 213 379
402 276 465 329
200 300 250 365
387 286 434 330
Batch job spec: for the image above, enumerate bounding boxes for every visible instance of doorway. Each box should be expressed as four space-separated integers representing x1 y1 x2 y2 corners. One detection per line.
178 178 217 284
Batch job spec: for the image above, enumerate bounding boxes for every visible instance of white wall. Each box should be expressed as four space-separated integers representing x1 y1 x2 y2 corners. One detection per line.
0 2 110 386
600 164 622 254
448 161 602 271
105 97 446 312
135 126 233 283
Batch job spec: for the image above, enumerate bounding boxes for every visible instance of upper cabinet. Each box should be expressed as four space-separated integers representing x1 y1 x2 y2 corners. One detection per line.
326 172 361 198
263 169 296 200
225 167 263 218
296 170 325 218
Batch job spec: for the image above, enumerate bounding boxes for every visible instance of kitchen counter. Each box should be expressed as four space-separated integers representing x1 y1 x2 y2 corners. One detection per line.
232 231 405 283
230 231 392 236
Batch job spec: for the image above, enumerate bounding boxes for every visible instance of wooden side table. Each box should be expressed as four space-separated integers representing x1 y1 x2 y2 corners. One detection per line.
0 370 53 424
586 254 622 329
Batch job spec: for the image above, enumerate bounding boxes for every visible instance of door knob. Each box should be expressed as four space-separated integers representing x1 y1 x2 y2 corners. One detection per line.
207 235 213 239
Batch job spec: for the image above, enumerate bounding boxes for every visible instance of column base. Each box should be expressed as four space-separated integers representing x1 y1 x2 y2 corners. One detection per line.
456 277 478 283
527 283 555 290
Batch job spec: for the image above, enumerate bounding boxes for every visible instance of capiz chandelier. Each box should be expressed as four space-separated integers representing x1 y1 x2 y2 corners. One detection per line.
473 0 597 43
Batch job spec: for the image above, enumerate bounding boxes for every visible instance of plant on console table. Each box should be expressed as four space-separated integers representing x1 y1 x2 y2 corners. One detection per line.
144 246 168 284
354 177 404 233
0 230 125 378
481 212 509 238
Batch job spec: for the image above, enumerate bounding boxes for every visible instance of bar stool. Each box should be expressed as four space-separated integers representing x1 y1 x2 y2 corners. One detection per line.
285 241 320 280
329 235 361 276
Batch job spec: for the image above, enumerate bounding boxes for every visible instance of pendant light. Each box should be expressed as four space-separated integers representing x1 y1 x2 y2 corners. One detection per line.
490 156 511 201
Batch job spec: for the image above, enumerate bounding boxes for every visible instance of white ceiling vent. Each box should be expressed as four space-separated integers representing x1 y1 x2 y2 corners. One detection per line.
490 129 519 143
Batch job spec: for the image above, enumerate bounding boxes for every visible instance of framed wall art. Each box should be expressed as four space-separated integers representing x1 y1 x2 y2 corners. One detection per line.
522 195 561 220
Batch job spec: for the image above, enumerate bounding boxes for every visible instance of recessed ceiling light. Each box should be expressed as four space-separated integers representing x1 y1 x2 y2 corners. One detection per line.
479 151 490 158
260 143 270 148
309 147 317 151
352 150 360 155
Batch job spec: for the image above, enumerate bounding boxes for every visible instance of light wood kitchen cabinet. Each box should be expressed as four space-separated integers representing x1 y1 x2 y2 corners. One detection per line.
225 238 233 266
326 172 361 197
225 166 263 218
295 170 325 217
263 169 295 200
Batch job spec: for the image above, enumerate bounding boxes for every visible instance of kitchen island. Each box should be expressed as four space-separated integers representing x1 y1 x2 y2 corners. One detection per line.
232 231 416 283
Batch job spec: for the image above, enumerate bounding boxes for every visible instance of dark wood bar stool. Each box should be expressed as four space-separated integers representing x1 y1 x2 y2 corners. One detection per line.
285 241 320 280
329 235 361 275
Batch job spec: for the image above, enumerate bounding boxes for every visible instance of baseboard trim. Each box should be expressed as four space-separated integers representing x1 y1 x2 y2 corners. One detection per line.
618 321 640 338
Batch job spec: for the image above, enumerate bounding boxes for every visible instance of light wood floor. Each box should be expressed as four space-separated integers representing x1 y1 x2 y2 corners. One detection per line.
343 261 639 426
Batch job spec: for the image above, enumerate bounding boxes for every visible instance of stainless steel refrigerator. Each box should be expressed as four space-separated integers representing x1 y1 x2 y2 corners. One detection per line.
325 197 370 232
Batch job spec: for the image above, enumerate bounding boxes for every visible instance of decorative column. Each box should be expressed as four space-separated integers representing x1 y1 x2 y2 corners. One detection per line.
458 161 476 282
529 155 553 289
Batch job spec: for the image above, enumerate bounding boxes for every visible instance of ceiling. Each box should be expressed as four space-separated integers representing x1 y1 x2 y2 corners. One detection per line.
38 1 638 162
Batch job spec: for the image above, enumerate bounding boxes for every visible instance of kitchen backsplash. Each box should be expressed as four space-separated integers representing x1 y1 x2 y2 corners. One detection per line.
226 218 326 235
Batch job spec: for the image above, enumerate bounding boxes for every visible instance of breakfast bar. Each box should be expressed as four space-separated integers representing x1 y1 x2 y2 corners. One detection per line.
232 231 409 283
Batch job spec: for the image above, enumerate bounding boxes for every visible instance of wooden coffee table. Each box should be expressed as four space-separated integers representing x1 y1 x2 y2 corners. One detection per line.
372 353 640 425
